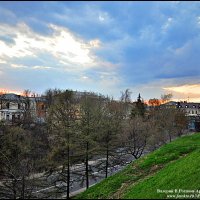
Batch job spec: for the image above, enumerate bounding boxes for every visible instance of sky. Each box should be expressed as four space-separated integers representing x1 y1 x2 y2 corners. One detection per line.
0 1 200 102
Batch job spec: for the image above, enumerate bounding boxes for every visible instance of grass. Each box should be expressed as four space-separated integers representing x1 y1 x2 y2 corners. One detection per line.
74 133 200 199
123 150 200 199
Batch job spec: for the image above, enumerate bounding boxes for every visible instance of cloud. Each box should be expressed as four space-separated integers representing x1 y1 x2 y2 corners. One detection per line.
98 11 111 23
89 39 101 48
0 58 6 64
163 84 200 102
197 16 200 25
1 2 200 101
32 65 52 70
99 15 105 22
164 84 200 95
0 19 121 96
162 17 173 33
10 64 51 70
72 70 123 98
0 22 106 72
81 76 89 80
11 64 27 69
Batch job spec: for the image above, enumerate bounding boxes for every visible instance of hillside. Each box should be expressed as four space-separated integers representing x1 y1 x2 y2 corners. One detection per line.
75 133 200 199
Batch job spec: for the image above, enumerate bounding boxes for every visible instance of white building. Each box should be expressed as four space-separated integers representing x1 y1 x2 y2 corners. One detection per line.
0 93 25 123
162 101 200 131
0 93 47 124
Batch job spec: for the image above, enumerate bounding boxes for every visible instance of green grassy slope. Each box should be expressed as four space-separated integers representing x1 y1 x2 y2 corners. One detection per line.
75 133 200 199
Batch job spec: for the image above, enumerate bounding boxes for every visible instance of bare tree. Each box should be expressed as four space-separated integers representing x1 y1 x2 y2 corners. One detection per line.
77 92 102 189
161 93 173 104
0 126 36 199
22 89 34 126
120 89 132 103
120 89 133 119
174 108 188 137
96 97 123 178
44 88 61 108
46 90 79 199
122 116 150 159
148 104 187 145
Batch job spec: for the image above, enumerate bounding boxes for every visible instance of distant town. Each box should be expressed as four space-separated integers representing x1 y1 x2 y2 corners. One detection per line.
1 90 200 131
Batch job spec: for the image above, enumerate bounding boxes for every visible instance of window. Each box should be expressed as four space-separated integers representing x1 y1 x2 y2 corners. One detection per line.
6 102 9 109
41 104 45 110
193 105 196 108
18 103 20 109
6 114 9 120
185 105 188 108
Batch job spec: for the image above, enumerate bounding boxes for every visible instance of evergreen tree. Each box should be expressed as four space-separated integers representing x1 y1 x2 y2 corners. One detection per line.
131 93 146 118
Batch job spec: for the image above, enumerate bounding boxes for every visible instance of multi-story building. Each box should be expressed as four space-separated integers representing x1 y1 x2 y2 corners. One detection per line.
162 101 200 131
0 93 47 124
162 101 200 116
0 93 25 123
176 102 200 116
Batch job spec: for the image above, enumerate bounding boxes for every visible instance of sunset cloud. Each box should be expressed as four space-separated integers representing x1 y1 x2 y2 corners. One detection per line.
163 84 200 102
164 84 200 95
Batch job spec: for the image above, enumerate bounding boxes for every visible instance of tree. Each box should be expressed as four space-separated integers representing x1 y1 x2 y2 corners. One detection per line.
144 110 167 151
120 89 132 103
120 89 132 118
152 107 184 143
131 93 146 118
29 124 50 172
122 116 150 159
22 89 34 126
44 88 61 108
77 92 101 189
174 109 188 137
146 97 187 150
0 126 35 199
96 97 123 178
161 93 173 104
22 89 47 127
46 90 79 199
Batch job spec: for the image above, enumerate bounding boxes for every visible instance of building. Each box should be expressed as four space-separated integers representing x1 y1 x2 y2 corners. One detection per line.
0 93 47 124
162 101 200 131
0 93 25 124
26 96 47 123
162 101 200 116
